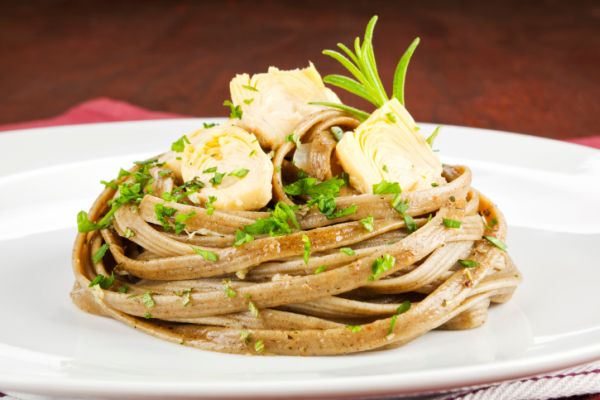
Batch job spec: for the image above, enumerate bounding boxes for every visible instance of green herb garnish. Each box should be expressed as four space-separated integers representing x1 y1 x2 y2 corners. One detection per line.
223 100 242 119
373 180 401 195
314 265 327 274
171 135 190 152
443 218 462 229
230 168 250 178
360 215 374 232
459 259 479 268
340 247 355 256
317 16 420 119
369 254 395 281
302 234 311 265
345 325 362 333
426 126 441 146
205 196 217 216
192 247 219 262
484 235 508 252
92 243 109 264
142 292 155 308
222 280 237 298
234 229 254 246
388 300 411 335
254 339 265 353
88 272 115 290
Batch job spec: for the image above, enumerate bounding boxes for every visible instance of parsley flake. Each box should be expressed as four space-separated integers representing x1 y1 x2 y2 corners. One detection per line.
229 168 249 178
484 235 508 252
192 247 219 262
88 272 115 290
388 300 411 334
443 218 462 229
223 100 242 119
360 216 374 232
92 243 109 264
340 247 355 256
346 325 362 333
459 259 479 268
369 254 395 281
302 234 311 265
314 265 327 274
171 135 190 153
142 292 155 308
373 180 401 195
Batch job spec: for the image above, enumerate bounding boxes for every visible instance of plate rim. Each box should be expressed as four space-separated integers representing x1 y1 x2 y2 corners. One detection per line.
1 119 599 398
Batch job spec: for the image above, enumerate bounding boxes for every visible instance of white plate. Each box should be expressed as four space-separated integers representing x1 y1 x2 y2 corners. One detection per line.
0 119 599 399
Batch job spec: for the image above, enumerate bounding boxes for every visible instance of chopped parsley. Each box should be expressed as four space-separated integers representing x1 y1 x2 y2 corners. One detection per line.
142 292 155 308
233 229 254 246
426 126 441 146
240 329 251 344
431 182 439 187
78 160 164 232
229 168 249 178
144 312 153 319
171 135 190 152
100 180 118 190
118 285 130 294
203 167 217 173
223 100 242 119
192 247 219 262
360 216 374 232
249 149 257 157
443 218 462 229
284 175 352 219
174 211 196 234
162 177 205 203
385 112 397 123
242 202 299 237
382 165 389 173
314 265 327 274
302 234 311 265
205 196 217 215
254 339 265 353
248 299 260 318
373 180 401 195
242 84 258 92
203 122 217 128
243 98 254 105
345 325 362 333
123 226 135 238
340 247 355 256
484 235 508 252
222 280 237 298
459 259 479 268
388 300 411 335
92 243 109 264
285 133 301 147
404 214 417 233
210 171 226 186
88 272 115 290
369 254 395 281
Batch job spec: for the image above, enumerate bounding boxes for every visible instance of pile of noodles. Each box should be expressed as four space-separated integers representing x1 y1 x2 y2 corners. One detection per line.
71 110 521 355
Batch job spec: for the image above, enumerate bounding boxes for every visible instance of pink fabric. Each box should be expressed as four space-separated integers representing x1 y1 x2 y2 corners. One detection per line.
0 97 185 132
0 99 598 400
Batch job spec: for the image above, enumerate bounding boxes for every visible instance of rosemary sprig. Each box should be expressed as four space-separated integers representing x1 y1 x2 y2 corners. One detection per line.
318 15 420 118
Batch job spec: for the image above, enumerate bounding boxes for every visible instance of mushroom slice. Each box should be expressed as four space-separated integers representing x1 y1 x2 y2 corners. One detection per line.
229 63 341 149
336 98 444 193
180 123 273 211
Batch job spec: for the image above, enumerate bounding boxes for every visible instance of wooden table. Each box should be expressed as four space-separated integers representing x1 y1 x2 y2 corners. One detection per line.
1 0 598 139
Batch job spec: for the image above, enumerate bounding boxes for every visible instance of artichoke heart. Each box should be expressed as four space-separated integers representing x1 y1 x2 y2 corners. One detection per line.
229 63 341 149
336 98 444 193
180 123 273 211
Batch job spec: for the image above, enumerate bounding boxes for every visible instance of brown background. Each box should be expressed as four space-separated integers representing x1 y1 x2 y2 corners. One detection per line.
0 0 598 139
